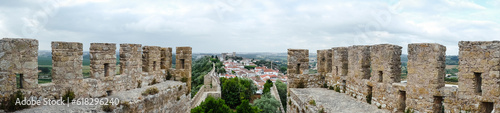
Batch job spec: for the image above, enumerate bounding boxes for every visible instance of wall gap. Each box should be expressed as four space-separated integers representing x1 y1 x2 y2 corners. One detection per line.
16 73 24 89
480 102 494 113
433 96 444 113
180 59 185 69
474 72 482 95
367 85 372 104
104 63 110 77
106 90 113 96
296 63 301 74
153 61 157 71
398 91 406 112
378 71 383 83
342 80 346 93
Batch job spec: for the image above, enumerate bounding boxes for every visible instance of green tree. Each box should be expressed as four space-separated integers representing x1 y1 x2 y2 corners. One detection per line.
191 56 214 97
236 100 260 113
191 96 234 113
244 65 256 70
222 77 242 108
263 79 273 94
275 80 287 112
253 93 281 113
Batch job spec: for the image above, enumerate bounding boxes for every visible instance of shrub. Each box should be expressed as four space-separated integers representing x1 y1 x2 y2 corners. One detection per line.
328 86 334 90
166 71 172 80
62 89 76 103
141 87 159 96
318 107 325 113
181 77 188 83
309 100 316 106
334 85 341 93
102 104 114 112
150 78 159 85
119 101 130 110
0 90 29 112
322 83 327 88
405 108 414 113
137 80 142 88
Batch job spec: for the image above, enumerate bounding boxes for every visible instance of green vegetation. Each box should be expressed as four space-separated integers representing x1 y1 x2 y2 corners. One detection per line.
253 93 281 113
101 104 114 112
366 93 372 104
221 77 257 109
309 100 316 106
275 80 287 112
263 79 273 94
445 77 458 82
191 96 234 113
236 100 261 113
141 87 159 96
191 56 220 97
62 89 76 103
0 90 29 112
244 65 256 70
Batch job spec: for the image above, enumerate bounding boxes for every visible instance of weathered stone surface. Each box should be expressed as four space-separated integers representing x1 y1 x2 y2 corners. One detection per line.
175 47 192 92
0 38 38 94
287 49 309 89
288 88 390 113
120 44 142 90
160 47 172 70
407 43 446 113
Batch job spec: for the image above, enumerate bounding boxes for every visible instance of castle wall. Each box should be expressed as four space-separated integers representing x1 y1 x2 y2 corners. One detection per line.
453 41 500 112
346 45 371 101
119 44 142 90
51 42 83 89
287 49 309 89
368 44 402 111
327 47 348 89
406 43 446 113
176 47 192 92
0 38 38 96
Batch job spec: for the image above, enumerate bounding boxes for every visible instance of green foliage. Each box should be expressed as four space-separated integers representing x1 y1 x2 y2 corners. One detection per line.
445 68 459 76
335 85 341 93
253 93 281 113
322 83 328 88
137 80 142 88
244 65 256 70
62 89 76 103
166 71 172 80
309 100 316 106
181 77 188 83
119 101 130 110
445 77 458 82
191 56 214 97
279 66 287 74
445 55 459 65
405 108 414 113
191 96 234 113
141 87 159 96
0 90 29 112
102 104 114 112
275 80 287 112
221 77 257 109
318 107 325 113
263 79 273 94
150 78 159 85
236 100 261 113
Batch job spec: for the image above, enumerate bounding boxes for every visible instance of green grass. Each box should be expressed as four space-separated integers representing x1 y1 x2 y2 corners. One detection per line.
38 79 52 84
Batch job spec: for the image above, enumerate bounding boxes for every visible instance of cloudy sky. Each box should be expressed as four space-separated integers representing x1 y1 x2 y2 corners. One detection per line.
0 0 499 55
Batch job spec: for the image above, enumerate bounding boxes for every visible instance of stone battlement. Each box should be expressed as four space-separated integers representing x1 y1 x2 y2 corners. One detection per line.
288 41 500 113
0 38 192 112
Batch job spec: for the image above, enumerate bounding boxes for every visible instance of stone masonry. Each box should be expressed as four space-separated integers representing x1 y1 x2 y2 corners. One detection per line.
289 41 500 113
287 49 309 89
176 47 192 92
0 38 192 112
0 38 38 96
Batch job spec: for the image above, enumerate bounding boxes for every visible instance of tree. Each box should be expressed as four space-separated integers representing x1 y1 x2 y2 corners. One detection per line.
191 96 234 113
275 80 287 112
222 77 242 108
253 93 281 113
236 100 260 113
244 65 256 70
263 79 273 94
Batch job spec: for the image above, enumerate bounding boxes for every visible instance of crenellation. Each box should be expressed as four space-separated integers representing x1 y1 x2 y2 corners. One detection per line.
0 38 192 112
175 47 192 92
160 47 172 70
287 49 309 89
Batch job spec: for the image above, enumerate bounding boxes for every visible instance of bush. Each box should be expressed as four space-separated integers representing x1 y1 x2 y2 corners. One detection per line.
150 78 159 85
119 101 130 110
0 90 29 112
322 83 327 88
445 77 458 82
166 71 172 80
141 87 159 96
334 85 341 93
181 77 188 83
137 80 142 88
102 104 114 112
62 89 76 103
328 86 334 90
309 100 316 106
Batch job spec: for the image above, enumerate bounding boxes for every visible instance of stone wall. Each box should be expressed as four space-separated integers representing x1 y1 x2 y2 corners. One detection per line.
289 41 500 113
0 38 192 112
0 38 38 97
287 49 309 89
161 47 172 70
176 47 192 92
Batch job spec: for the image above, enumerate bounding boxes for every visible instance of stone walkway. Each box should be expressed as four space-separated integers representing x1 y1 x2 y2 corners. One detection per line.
292 88 390 113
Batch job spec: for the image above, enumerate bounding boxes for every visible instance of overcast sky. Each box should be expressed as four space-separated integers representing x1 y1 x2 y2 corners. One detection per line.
0 0 499 55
